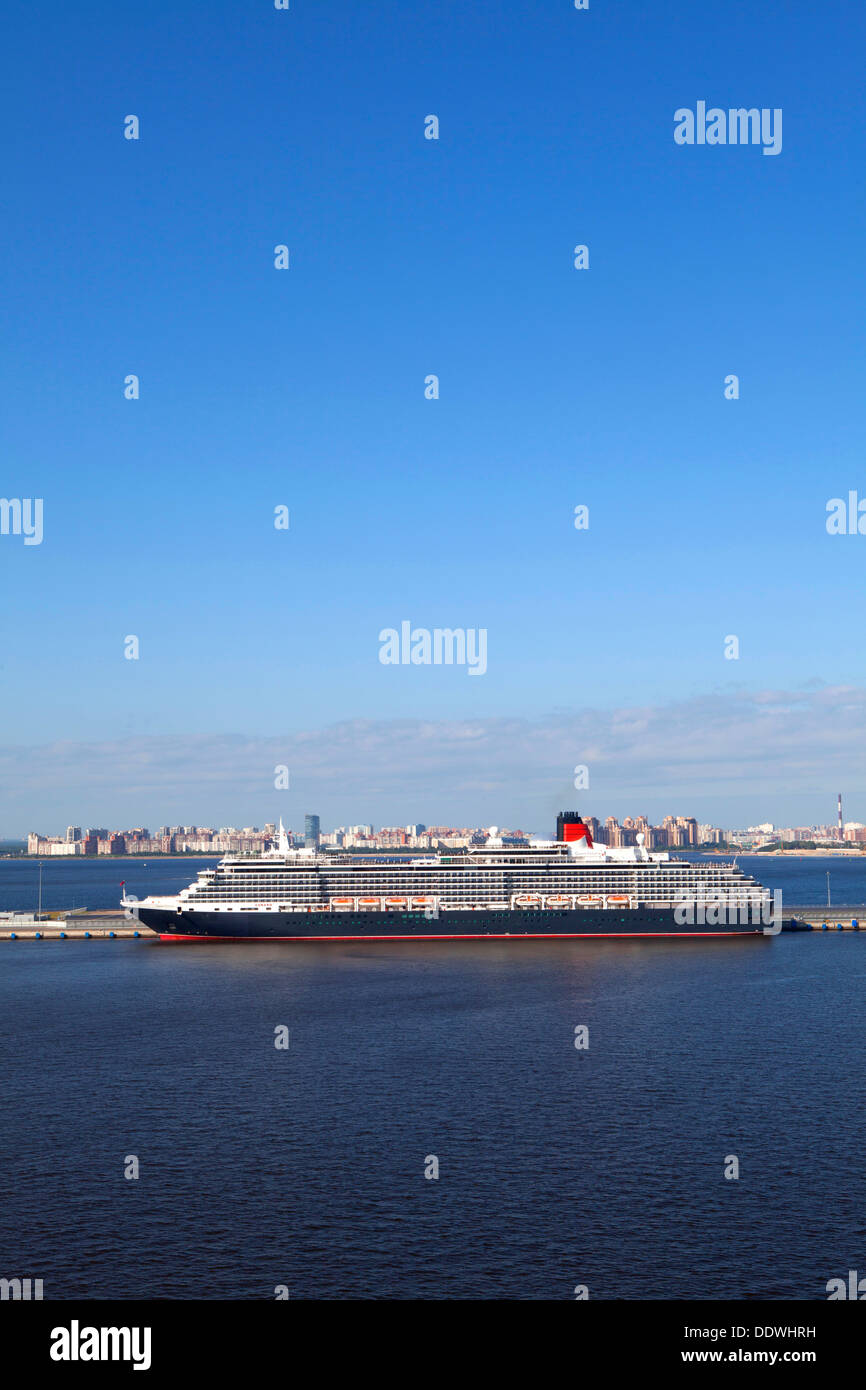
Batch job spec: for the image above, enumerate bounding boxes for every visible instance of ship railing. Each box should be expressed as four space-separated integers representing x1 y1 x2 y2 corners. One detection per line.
328 896 442 912
508 894 641 910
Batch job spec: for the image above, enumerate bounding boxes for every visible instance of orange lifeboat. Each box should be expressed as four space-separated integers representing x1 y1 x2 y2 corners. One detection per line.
578 894 603 906
384 897 407 909
358 897 381 910
605 895 632 906
514 894 541 908
410 896 435 909
545 895 572 908
330 897 354 910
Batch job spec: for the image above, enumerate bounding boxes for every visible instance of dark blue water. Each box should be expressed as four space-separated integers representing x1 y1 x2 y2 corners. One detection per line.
3 855 866 1299
0 857 220 912
2 930 866 1299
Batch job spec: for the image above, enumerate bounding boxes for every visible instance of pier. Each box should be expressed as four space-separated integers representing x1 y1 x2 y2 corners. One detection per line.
0 910 156 940
787 907 865 931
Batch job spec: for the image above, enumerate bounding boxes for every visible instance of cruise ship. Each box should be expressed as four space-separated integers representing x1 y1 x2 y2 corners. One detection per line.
122 814 786 940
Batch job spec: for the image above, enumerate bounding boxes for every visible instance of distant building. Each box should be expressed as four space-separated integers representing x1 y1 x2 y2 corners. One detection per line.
679 817 699 846
27 833 81 855
66 826 81 843
305 814 321 849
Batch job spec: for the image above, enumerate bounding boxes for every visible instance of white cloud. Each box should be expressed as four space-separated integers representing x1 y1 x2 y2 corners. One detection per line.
2 685 864 834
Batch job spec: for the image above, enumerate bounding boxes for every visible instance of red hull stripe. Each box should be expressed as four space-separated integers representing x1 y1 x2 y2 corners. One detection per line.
158 931 762 942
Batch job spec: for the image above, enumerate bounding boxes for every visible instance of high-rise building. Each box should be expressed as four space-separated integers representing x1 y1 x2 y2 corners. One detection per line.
305 814 320 849
604 816 621 846
678 817 699 846
66 826 81 843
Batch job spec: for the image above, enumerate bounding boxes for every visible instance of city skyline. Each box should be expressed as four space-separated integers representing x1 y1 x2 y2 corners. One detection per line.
20 803 865 853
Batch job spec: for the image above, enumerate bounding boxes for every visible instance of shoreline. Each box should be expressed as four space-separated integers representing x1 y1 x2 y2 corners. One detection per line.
0 853 221 861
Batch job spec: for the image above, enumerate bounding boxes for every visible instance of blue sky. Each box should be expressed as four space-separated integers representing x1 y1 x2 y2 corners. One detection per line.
1 0 865 833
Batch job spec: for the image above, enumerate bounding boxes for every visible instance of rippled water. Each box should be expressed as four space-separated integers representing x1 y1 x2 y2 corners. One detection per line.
2 931 865 1299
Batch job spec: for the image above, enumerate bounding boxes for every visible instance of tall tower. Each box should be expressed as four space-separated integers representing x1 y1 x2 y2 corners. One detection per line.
838 793 843 840
304 813 321 849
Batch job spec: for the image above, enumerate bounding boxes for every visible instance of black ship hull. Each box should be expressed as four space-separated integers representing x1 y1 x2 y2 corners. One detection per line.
136 905 775 940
